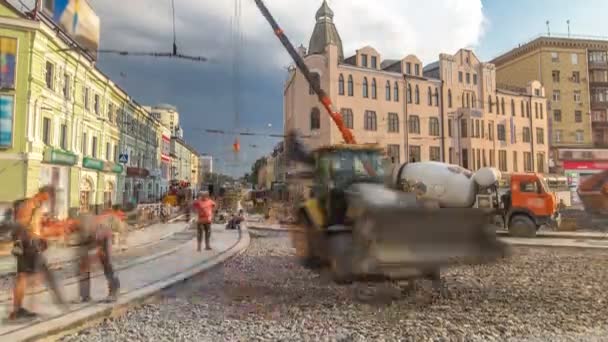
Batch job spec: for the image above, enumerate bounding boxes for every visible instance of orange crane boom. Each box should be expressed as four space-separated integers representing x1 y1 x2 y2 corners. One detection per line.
253 0 356 145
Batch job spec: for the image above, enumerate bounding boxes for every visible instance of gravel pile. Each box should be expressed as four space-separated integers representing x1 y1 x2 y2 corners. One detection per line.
62 232 608 342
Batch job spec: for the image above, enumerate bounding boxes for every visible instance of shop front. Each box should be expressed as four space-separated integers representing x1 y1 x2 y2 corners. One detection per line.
81 157 124 213
40 148 77 219
125 167 149 206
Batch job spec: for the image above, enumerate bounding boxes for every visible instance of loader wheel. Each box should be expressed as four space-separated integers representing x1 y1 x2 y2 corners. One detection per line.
508 215 537 238
328 233 354 285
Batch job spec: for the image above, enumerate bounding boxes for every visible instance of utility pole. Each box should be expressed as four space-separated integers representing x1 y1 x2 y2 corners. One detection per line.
546 20 551 37
567 20 571 37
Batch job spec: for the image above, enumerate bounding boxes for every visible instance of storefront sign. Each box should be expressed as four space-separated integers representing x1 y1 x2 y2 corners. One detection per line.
0 95 14 148
127 167 149 178
44 148 77 166
82 157 104 171
102 161 123 174
563 161 608 170
0 37 17 89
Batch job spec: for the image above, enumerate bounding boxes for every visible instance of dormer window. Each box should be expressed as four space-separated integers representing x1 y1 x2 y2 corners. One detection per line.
371 56 377 69
414 64 420 76
361 54 368 67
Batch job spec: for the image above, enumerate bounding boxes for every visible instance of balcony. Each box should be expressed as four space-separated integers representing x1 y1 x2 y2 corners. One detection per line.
589 60 608 69
591 100 608 109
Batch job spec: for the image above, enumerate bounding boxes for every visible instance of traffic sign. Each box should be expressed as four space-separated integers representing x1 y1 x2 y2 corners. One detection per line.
118 153 129 164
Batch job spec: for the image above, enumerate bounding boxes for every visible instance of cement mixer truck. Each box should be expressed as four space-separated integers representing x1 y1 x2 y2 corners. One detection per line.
391 162 561 237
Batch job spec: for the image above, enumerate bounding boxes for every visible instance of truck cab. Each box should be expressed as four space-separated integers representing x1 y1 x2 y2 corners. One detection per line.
502 173 560 237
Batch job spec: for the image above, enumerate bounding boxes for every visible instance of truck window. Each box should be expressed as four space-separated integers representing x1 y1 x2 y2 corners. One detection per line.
520 181 539 193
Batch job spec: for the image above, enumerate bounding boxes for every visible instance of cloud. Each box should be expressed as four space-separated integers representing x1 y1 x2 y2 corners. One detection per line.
9 0 486 177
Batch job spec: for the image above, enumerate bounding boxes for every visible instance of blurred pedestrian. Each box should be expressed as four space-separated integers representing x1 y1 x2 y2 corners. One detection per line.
75 209 121 303
111 205 128 251
9 186 66 320
192 191 216 251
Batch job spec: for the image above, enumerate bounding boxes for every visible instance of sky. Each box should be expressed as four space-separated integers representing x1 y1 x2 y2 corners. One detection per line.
9 0 608 177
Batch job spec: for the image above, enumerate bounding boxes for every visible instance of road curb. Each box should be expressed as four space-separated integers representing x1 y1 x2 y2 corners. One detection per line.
496 230 608 240
4 228 250 342
502 239 608 250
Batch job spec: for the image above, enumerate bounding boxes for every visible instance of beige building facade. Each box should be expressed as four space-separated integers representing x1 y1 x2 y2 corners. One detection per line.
284 1 549 174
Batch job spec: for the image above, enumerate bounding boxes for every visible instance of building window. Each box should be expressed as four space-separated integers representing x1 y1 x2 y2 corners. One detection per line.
406 84 412 103
362 77 369 98
347 75 353 96
414 64 420 76
475 119 480 138
42 117 51 145
571 53 578 65
535 102 539 118
430 146 441 161
409 145 421 162
523 152 532 172
488 121 494 141
537 153 545 173
106 142 111 160
473 74 478 85
113 145 118 163
462 93 466 108
536 127 545 144
448 89 452 108
427 87 432 105
572 71 580 83
429 117 440 136
341 108 353 129
476 149 481 170
552 70 560 82
371 56 377 69
91 136 98 158
552 90 560 102
448 147 453 164
63 74 71 99
488 95 493 113
45 61 55 90
408 115 420 134
310 107 320 130
406 62 412 75
394 82 399 102
498 150 507 172
497 124 506 141
338 74 344 95
60 124 67 150
513 151 518 172
108 103 114 123
501 98 505 115
84 87 90 110
526 102 530 117
481 119 485 138
575 110 582 123
94 94 100 115
82 132 87 156
523 127 531 143
520 101 525 117
388 113 399 133
309 72 320 95
466 93 470 108
496 96 501 114
489 150 495 167
551 52 559 62
462 148 469 169
553 109 562 122
434 88 439 107
555 130 562 143
510 99 515 116
415 85 420 104
371 78 377 99
387 144 400 164
540 103 544 119
576 130 584 143
385 81 391 101
472 93 477 108
361 54 368 67
458 71 463 83
448 119 452 137
364 110 377 131
466 73 470 84
574 90 581 102
460 118 468 138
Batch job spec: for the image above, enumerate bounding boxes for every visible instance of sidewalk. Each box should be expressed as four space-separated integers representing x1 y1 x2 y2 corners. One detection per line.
0 225 248 341
0 216 190 275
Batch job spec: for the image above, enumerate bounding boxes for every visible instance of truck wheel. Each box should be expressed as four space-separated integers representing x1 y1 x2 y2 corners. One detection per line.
328 233 354 285
508 215 537 238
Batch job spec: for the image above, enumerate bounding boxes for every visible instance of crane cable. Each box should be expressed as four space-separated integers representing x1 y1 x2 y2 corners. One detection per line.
231 0 243 156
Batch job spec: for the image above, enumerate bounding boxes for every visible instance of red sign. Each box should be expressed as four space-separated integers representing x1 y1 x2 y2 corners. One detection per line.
126 167 150 178
563 161 608 170
161 155 171 162
162 135 170 142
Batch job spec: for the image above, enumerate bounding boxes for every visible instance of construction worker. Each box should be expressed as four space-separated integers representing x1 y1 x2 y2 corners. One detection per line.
9 186 66 320
192 191 216 251
75 209 121 303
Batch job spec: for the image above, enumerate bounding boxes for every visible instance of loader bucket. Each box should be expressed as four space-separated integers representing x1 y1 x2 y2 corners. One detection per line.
350 206 508 278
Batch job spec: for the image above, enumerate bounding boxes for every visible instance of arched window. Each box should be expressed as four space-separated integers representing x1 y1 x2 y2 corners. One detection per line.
407 84 412 103
362 77 369 98
427 86 433 105
496 96 500 114
511 99 515 116
488 95 493 113
338 74 344 95
371 78 377 99
340 108 353 129
388 113 399 132
310 107 320 130
394 81 399 102
448 89 452 108
415 85 420 104
429 117 440 136
466 93 470 108
385 81 391 101
434 88 439 107
347 75 354 96
501 98 506 115
364 111 377 131
408 115 420 134
472 93 477 108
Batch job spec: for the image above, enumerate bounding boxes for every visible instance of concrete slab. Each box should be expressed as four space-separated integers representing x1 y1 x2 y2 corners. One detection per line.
0 225 249 341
